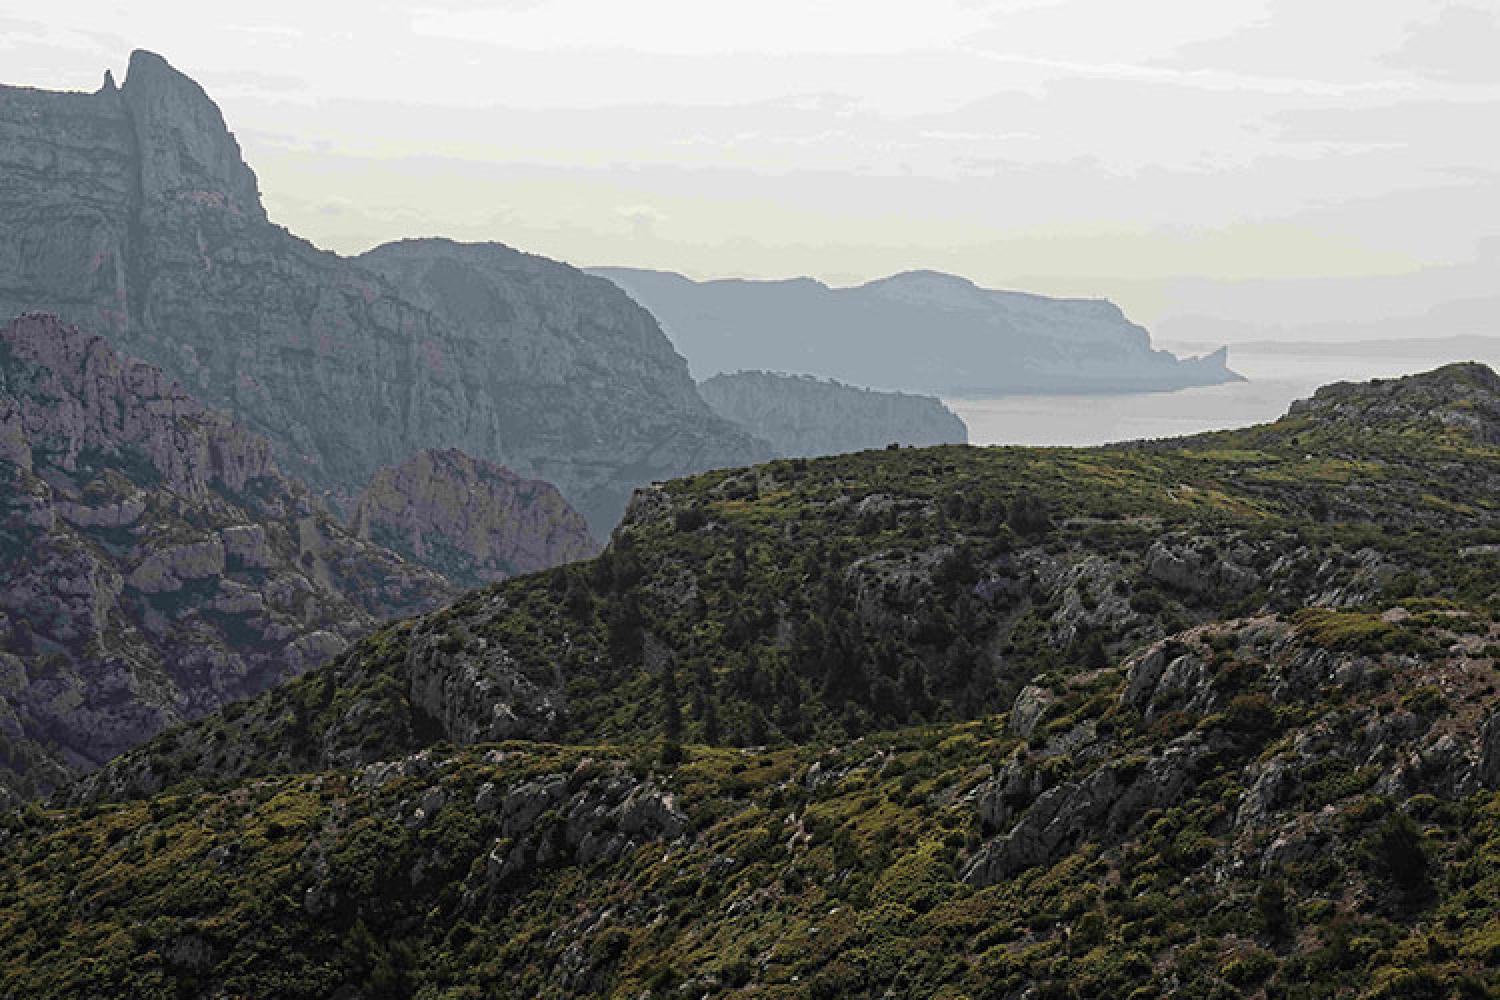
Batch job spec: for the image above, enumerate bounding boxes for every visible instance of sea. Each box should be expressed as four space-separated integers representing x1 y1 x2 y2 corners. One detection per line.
947 344 1500 448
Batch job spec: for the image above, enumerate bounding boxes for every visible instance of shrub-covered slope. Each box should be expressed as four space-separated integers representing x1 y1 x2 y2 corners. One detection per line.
3 609 1499 998
73 363 1500 803
3 364 1500 998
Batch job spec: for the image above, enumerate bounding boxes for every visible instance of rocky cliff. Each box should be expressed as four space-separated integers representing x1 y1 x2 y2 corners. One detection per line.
0 314 453 806
0 52 767 534
698 370 967 457
591 266 1243 395
354 240 770 531
350 448 599 592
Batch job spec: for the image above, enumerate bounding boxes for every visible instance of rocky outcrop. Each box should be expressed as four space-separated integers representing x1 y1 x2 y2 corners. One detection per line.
0 310 276 495
1287 361 1500 445
963 610 1500 887
963 734 1210 885
698 370 967 458
474 759 687 884
591 266 1243 395
265 748 689 927
0 52 768 534
350 449 599 591
1144 539 1258 599
0 314 453 805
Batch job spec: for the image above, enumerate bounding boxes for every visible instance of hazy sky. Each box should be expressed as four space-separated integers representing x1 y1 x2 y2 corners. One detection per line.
4 0 1497 339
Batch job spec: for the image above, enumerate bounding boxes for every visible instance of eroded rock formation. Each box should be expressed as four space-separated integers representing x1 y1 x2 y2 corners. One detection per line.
0 314 453 805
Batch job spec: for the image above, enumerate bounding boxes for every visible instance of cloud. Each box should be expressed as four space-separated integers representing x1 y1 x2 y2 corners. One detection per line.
617 204 667 235
197 68 310 94
1151 0 1425 89
1384 4 1500 84
411 0 994 55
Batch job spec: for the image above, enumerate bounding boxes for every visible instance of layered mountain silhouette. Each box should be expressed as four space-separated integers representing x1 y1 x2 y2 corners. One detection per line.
591 266 1242 395
0 52 768 535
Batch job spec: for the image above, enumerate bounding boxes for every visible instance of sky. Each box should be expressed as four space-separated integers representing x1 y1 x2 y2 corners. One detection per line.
2 0 1497 341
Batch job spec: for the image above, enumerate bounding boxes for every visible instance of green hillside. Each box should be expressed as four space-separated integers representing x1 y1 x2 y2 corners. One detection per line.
3 364 1499 999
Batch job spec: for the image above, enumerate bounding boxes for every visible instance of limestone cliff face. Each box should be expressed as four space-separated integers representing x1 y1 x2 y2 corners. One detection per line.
698 370 968 458
0 52 767 534
0 314 453 806
355 240 770 531
350 448 600 591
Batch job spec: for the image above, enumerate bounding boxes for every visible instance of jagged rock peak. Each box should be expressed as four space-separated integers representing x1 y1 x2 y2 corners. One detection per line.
120 49 266 221
0 56 767 535
100 69 117 93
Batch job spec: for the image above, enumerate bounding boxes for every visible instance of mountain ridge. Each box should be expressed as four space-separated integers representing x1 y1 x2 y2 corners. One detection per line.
589 265 1242 395
67 361 1500 801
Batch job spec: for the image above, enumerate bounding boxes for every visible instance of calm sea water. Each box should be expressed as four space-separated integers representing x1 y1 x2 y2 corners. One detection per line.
947 348 1500 448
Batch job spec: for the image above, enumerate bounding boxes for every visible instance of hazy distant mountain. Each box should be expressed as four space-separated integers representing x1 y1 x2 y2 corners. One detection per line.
1170 333 1500 361
1155 294 1500 351
699 371 967 457
0 51 767 534
590 267 1242 396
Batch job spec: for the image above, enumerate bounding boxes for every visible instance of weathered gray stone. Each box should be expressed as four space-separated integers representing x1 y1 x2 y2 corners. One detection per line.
1009 685 1055 738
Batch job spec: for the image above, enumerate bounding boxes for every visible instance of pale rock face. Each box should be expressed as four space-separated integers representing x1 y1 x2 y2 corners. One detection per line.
1009 684 1055 738
1144 540 1258 598
963 734 1211 885
0 314 278 498
474 759 687 885
350 448 599 590
221 524 273 568
0 52 768 535
127 537 227 593
0 314 453 803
